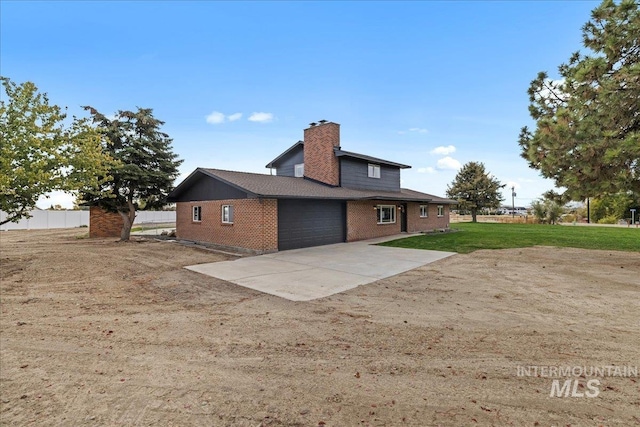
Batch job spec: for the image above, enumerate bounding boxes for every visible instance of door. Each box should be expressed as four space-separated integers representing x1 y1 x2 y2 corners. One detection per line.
278 199 346 250
400 203 408 232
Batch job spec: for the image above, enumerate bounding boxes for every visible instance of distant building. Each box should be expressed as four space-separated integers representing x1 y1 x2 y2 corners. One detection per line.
498 206 529 216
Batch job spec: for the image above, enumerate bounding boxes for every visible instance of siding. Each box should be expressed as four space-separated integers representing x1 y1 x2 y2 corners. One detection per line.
340 158 401 191
275 146 304 177
172 175 248 202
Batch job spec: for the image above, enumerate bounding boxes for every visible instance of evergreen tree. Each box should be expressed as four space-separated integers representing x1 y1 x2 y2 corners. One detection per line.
446 162 505 222
80 107 183 241
519 0 640 201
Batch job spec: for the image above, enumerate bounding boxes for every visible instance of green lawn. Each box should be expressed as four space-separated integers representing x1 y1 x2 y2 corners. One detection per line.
380 222 640 253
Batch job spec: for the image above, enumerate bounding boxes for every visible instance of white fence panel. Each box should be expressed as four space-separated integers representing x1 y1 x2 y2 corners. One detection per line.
1 210 89 231
1 210 175 231
135 211 176 224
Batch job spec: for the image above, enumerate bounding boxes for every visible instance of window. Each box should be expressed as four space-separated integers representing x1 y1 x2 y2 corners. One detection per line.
221 205 234 224
192 206 202 222
420 205 429 218
294 163 304 178
368 163 381 179
376 205 396 224
437 205 444 217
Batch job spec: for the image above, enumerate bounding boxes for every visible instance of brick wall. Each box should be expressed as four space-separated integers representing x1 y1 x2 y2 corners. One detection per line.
89 206 124 238
406 202 450 232
303 122 340 186
176 198 278 253
346 200 401 241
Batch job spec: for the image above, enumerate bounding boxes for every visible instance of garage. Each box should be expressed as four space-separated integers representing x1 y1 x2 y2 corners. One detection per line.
278 199 346 250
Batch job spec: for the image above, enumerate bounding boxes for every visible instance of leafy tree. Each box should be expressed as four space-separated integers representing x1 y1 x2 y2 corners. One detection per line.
590 191 637 222
80 107 183 241
519 0 640 201
446 162 505 222
0 77 112 225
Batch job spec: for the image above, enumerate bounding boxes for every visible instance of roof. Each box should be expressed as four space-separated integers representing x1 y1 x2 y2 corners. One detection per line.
334 149 411 169
168 168 456 203
265 141 304 168
264 142 411 170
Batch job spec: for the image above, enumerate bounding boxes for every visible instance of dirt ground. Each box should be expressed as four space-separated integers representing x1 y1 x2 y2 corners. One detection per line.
1 229 639 426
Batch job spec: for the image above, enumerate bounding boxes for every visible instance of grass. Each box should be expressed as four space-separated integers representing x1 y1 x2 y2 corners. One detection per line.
380 222 640 254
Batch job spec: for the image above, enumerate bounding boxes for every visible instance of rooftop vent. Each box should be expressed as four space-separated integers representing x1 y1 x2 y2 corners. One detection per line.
309 122 317 127
318 119 328 124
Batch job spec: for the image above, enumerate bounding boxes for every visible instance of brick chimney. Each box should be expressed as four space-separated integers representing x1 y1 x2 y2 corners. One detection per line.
303 121 340 186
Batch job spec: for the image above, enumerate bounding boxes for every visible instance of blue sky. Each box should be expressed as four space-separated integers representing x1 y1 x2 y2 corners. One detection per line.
1 1 599 208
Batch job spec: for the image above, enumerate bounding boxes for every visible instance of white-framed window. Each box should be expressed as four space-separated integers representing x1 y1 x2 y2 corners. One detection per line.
294 163 304 178
437 205 444 217
368 163 381 179
420 205 429 218
221 205 234 224
376 205 396 224
192 206 202 222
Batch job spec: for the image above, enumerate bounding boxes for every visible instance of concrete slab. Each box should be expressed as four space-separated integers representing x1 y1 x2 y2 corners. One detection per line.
185 235 456 301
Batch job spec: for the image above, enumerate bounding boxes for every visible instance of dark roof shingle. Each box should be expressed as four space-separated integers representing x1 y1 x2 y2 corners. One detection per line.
185 168 456 203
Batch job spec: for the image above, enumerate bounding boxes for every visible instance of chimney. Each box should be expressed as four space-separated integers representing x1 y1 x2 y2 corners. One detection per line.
303 121 340 186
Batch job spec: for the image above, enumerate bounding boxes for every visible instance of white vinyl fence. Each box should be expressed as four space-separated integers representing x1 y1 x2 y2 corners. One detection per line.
1 210 176 231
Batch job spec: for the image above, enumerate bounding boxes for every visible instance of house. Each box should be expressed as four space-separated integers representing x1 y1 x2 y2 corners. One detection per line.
168 121 456 253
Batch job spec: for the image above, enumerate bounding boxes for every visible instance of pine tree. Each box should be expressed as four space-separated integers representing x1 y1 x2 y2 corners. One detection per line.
80 107 183 241
519 0 640 201
446 162 505 222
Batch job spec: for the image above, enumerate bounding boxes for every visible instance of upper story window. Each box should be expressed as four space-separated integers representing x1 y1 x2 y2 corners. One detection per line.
192 206 202 222
437 205 444 217
222 205 234 224
368 163 381 179
420 205 429 218
376 205 396 224
294 163 304 178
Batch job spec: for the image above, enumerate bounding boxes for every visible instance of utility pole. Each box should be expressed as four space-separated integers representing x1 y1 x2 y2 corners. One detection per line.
511 186 516 218
587 198 590 224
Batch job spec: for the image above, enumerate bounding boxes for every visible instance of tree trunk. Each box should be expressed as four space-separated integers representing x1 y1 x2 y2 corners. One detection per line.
119 194 136 241
471 209 478 223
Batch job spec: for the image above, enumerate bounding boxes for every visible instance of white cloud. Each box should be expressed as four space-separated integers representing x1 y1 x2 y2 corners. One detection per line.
417 167 436 174
248 112 274 123
399 127 428 135
409 127 428 134
536 78 569 107
506 181 521 190
36 191 76 209
205 111 226 124
430 145 456 155
227 112 242 122
436 156 462 170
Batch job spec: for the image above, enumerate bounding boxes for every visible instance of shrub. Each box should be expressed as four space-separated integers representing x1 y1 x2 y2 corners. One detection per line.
597 215 618 224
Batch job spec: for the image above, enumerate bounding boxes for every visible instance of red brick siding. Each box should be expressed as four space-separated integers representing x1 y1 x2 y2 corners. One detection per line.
406 202 450 232
346 200 401 242
303 122 340 186
176 199 277 253
89 206 123 238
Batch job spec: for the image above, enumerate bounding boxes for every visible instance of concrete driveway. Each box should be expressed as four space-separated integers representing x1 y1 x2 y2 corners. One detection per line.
185 235 456 301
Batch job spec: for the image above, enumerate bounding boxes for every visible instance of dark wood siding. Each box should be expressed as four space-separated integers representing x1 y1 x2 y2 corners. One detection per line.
275 146 304 177
278 199 346 250
172 175 248 202
340 158 401 191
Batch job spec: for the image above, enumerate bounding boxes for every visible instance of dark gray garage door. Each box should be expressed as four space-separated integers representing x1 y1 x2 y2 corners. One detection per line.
278 199 346 250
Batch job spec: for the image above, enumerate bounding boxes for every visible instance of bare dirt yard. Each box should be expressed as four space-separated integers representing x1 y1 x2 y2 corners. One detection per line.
1 229 639 426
